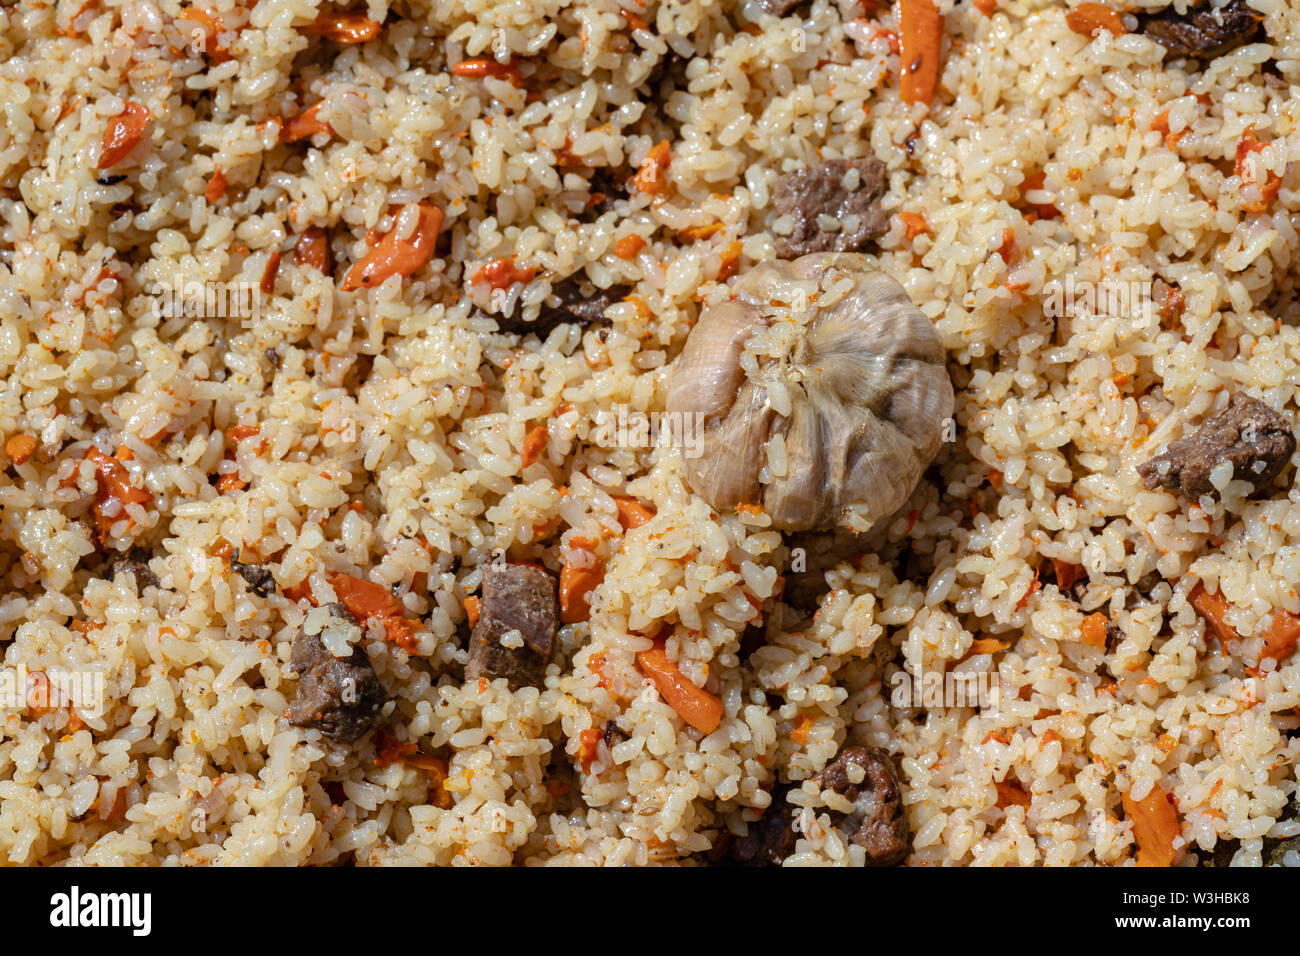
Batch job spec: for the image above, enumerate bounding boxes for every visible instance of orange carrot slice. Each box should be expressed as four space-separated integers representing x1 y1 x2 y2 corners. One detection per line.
614 497 655 530
301 10 382 43
1188 582 1239 647
99 101 150 169
1065 2 1126 37
633 140 671 194
5 434 36 466
613 234 647 259
560 549 604 624
280 101 333 144
898 0 942 106
1080 612 1108 649
635 641 724 734
340 203 443 291
1123 784 1182 867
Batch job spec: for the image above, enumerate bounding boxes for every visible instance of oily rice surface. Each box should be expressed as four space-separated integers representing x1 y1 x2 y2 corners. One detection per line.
0 0 1298 866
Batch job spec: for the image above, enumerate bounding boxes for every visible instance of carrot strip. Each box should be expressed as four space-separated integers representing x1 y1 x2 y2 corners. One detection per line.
1252 609 1300 675
83 447 151 540
1021 171 1061 220
635 641 724 734
1236 127 1282 214
613 234 647 259
301 10 382 43
99 101 150 169
451 57 522 85
464 595 481 628
1051 558 1083 590
471 256 536 290
1065 2 1126 38
178 7 230 60
340 203 443 291
589 653 614 691
5 434 36 465
559 549 604 624
1123 784 1182 867
521 425 548 468
374 729 452 807
326 572 420 652
717 239 742 281
679 222 724 242
614 496 655 530
216 473 246 493
1188 582 1239 647
898 0 942 106
294 227 330 273
899 211 929 239
280 101 333 144
1080 612 1108 649
577 728 602 774
204 166 228 203
790 713 813 745
633 140 671 194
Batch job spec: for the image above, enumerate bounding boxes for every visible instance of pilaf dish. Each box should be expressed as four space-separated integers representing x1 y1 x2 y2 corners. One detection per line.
0 0 1299 866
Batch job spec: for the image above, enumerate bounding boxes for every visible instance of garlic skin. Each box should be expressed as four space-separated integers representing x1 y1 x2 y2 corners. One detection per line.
667 254 954 532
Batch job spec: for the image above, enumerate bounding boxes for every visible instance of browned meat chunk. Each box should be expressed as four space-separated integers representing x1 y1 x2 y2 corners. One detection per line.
771 158 889 259
812 745 910 865
490 278 631 335
716 786 798 866
465 564 557 689
287 603 387 742
109 548 160 591
231 555 276 597
1139 0 1264 60
1137 394 1295 498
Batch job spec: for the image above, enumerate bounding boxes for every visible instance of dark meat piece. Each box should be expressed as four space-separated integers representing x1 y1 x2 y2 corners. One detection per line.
287 603 387 743
465 564 557 689
488 277 631 335
231 555 276 597
1137 394 1295 498
812 745 910 865
109 548 160 591
721 786 799 866
1139 0 1264 60
771 158 889 259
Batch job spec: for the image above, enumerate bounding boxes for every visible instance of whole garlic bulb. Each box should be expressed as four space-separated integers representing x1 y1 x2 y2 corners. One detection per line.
666 253 954 532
